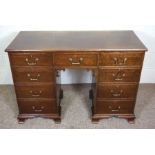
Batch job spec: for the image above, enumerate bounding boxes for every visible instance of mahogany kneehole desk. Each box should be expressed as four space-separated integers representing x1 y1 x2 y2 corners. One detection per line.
5 31 147 124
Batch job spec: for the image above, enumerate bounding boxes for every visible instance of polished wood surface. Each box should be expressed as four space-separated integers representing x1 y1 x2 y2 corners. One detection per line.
6 31 147 124
98 68 141 82
53 52 98 67
18 98 57 114
6 31 147 52
9 53 53 66
15 84 56 98
8 48 60 123
99 52 144 66
97 84 138 99
12 67 55 83
95 99 134 114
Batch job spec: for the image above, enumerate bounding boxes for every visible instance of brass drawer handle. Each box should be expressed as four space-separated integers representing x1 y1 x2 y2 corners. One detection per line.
112 71 125 81
25 55 39 65
112 93 121 97
110 89 123 97
109 106 121 112
68 57 83 65
29 90 42 97
27 73 40 81
32 106 44 112
113 57 127 65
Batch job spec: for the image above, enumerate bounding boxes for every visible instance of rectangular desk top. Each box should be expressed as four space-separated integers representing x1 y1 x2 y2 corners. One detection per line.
5 31 147 52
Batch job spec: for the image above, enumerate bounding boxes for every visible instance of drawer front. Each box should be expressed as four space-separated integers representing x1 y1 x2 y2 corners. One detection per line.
100 52 144 66
95 100 134 114
98 68 141 82
18 99 57 114
12 67 54 83
53 53 98 66
15 84 56 98
9 53 53 66
97 84 138 99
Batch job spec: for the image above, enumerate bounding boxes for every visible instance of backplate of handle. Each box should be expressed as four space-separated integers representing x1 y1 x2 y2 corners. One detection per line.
25 55 39 66
110 89 123 97
113 57 127 65
29 90 42 97
68 57 83 65
109 106 121 112
32 106 44 112
27 73 40 81
112 71 126 81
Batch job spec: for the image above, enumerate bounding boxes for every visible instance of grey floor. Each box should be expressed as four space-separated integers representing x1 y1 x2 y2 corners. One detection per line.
0 84 155 129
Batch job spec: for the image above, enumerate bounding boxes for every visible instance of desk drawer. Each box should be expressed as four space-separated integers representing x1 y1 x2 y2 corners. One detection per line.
15 84 56 98
12 67 54 83
53 53 98 66
100 52 144 66
9 53 53 66
95 100 134 114
97 84 138 99
98 68 141 82
18 99 57 114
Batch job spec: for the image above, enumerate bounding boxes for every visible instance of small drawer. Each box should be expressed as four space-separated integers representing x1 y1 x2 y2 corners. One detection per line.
9 53 53 66
12 67 54 83
97 84 138 99
15 84 56 98
18 99 57 114
100 52 144 66
98 68 141 82
95 99 134 114
53 53 98 66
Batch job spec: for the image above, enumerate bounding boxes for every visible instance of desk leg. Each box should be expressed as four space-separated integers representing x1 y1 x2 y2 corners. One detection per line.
127 117 135 124
54 118 61 123
92 118 100 123
18 117 26 124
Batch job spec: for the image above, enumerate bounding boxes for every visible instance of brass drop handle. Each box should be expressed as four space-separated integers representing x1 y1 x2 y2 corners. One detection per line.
109 106 121 112
29 90 42 97
110 89 123 97
27 73 40 81
113 57 127 65
32 106 44 112
68 57 83 65
25 55 39 65
112 71 126 81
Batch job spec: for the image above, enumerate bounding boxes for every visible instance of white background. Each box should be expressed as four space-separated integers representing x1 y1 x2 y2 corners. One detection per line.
0 0 155 155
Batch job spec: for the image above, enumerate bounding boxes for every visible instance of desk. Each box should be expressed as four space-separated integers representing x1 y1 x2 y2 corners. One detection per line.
5 31 147 123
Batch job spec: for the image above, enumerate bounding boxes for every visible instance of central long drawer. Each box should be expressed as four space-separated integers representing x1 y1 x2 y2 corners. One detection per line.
53 53 98 67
